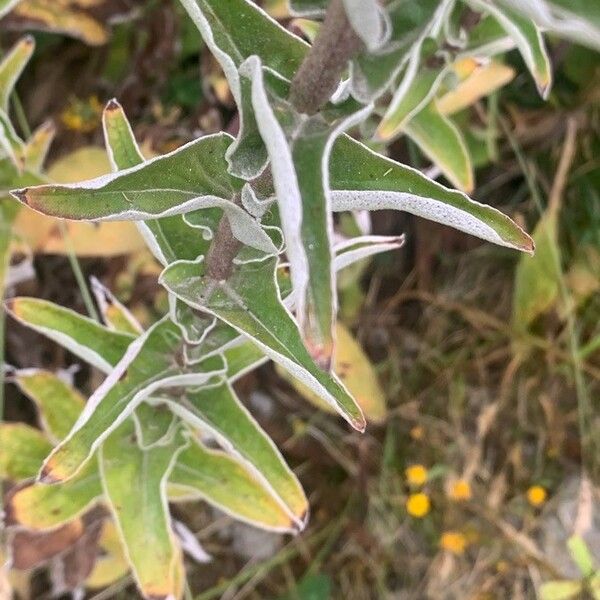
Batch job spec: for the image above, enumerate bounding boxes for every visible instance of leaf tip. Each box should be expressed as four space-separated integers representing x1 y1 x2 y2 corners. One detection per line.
352 414 367 433
105 98 122 113
296 506 310 533
10 188 30 206
37 462 62 485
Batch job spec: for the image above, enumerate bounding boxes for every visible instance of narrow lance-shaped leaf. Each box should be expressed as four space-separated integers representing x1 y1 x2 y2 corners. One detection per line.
13 368 85 442
241 54 372 366
329 135 533 253
404 101 475 193
13 132 278 255
23 120 56 174
170 439 297 533
437 60 516 116
10 1 108 46
0 36 35 113
100 418 187 600
376 50 450 142
13 133 236 218
39 317 226 484
468 0 552 98
499 0 600 53
6 461 103 530
159 253 366 432
165 381 308 528
5 297 135 373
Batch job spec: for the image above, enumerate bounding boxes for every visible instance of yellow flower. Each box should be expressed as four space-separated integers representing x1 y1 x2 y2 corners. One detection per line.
440 531 468 555
406 493 431 518
527 485 547 507
448 479 472 502
405 464 428 486
410 425 424 440
61 95 103 133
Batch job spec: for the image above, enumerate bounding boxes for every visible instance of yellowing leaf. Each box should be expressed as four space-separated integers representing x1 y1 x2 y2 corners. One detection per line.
405 102 475 193
0 422 52 480
513 209 560 330
12 0 109 46
278 322 386 424
12 146 146 256
437 61 516 116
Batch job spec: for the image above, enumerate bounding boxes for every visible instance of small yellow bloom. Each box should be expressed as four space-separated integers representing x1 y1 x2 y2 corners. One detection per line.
406 493 431 518
410 425 424 440
405 464 428 486
448 479 472 501
61 95 103 133
440 531 468 555
527 485 547 507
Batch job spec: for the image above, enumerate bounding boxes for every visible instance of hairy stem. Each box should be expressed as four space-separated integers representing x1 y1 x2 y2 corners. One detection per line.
289 0 363 115
205 0 362 281
205 194 242 280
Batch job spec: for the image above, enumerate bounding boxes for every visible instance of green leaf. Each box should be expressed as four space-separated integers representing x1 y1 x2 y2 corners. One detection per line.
166 381 308 528
22 120 55 174
6 461 103 530
350 0 446 101
329 135 533 253
513 210 559 330
5 297 135 373
100 418 187 600
241 55 371 366
469 0 552 98
171 439 297 532
39 317 225 484
567 535 596 578
0 422 52 480
404 102 475 193
13 133 237 219
0 36 35 113
160 254 366 431
15 131 278 255
102 98 144 170
376 59 449 142
13 369 85 442
499 0 600 52
90 276 142 336
0 110 24 170
539 580 582 600
178 0 307 178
